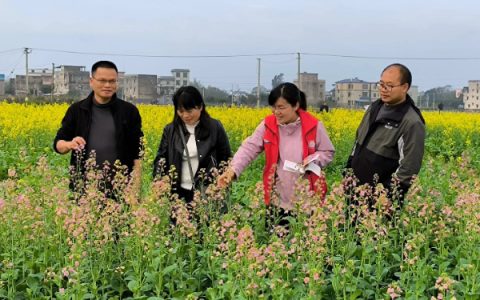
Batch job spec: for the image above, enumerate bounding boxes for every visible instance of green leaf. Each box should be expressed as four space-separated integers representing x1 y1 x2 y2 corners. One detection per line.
348 290 362 299
26 275 41 290
127 280 139 292
392 253 401 262
162 264 178 276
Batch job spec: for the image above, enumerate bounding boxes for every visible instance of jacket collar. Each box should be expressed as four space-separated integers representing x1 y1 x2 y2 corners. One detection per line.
80 92 119 111
298 109 318 133
264 109 317 135
196 119 211 139
177 117 211 140
369 94 424 125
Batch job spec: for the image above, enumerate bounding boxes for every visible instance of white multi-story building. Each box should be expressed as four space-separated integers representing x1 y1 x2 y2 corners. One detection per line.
171 69 190 90
293 72 326 106
157 69 190 104
334 78 378 107
464 80 480 110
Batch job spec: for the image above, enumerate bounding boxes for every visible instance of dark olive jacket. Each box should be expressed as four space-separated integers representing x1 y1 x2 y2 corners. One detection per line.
347 95 425 194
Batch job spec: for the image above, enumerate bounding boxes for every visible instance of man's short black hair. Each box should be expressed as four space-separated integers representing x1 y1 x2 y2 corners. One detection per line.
91 61 118 75
382 63 412 89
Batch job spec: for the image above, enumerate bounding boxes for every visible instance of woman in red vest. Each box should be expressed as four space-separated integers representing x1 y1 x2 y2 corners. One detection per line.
218 83 335 217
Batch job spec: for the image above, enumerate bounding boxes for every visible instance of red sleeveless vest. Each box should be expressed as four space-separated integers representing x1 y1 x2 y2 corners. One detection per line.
262 109 327 205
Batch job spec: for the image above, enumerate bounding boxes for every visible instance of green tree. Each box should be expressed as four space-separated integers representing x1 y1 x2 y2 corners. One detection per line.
271 73 284 89
191 79 230 104
4 80 14 95
421 85 461 110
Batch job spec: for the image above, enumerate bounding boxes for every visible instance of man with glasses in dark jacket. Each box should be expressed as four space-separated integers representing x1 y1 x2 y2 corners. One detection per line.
54 60 143 199
346 63 425 205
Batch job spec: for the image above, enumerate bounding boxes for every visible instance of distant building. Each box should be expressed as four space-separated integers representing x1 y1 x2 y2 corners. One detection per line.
54 65 90 99
334 78 377 107
325 88 335 102
156 69 190 104
171 69 190 90
0 74 4 96
15 68 53 96
8 78 15 95
408 85 419 104
464 80 480 110
158 76 175 104
116 72 126 100
293 72 325 106
124 74 158 104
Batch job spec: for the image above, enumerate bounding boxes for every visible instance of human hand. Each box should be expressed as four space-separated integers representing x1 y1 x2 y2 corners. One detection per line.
302 154 318 167
70 137 86 151
217 168 236 189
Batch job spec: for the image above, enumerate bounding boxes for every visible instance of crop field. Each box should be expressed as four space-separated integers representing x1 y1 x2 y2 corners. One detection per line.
0 103 479 299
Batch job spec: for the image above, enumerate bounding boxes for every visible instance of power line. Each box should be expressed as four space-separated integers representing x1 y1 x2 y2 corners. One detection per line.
6 52 25 79
302 52 480 61
262 57 297 64
0 48 22 54
28 63 53 69
32 48 296 58
4 47 480 61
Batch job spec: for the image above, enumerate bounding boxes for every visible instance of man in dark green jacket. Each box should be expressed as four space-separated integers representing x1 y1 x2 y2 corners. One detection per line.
346 63 425 202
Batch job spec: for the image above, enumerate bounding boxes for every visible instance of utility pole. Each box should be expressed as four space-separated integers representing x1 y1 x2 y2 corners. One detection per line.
297 52 301 90
24 47 32 96
51 63 55 102
202 87 205 100
257 58 261 108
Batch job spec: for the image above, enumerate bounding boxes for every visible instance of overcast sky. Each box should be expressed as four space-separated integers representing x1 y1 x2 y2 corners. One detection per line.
1 0 479 92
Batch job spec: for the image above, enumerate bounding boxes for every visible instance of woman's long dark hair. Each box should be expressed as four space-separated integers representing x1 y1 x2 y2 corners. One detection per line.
172 86 210 127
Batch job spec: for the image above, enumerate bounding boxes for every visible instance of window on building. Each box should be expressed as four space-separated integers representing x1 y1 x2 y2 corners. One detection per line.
362 84 368 89
176 80 180 85
176 72 180 77
183 72 187 77
362 92 368 97
348 92 351 97
348 84 353 89
183 80 187 86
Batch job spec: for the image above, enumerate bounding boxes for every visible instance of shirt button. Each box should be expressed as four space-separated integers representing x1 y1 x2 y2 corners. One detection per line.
199 155 202 158
197 139 200 142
